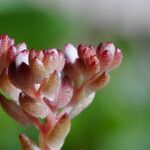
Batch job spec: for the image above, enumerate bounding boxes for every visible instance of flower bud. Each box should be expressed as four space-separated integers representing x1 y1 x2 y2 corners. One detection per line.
15 50 29 68
97 42 115 58
77 44 100 73
77 44 96 59
64 43 78 63
16 43 27 52
43 49 65 73
98 50 113 67
43 49 58 72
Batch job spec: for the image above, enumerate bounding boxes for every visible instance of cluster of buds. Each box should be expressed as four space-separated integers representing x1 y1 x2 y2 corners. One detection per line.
0 34 122 150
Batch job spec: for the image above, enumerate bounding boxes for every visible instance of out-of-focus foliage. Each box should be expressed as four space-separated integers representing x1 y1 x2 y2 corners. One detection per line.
0 1 150 150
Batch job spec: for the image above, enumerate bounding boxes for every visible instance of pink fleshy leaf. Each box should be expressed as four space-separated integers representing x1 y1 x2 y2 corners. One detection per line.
43 49 65 73
0 34 14 56
56 51 65 72
29 56 46 83
86 72 110 95
42 71 61 101
52 76 73 109
29 50 46 83
8 61 34 96
77 44 100 73
19 93 50 119
84 55 100 73
43 49 59 74
77 44 96 59
7 45 17 60
19 134 40 150
29 50 44 62
0 94 31 125
0 69 21 101
1 44 21 76
64 60 83 87
69 92 95 119
97 42 116 58
0 53 7 74
110 48 123 71
46 114 71 150
98 50 113 68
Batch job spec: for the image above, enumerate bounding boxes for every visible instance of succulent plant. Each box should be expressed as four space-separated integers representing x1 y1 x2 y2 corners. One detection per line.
0 34 122 150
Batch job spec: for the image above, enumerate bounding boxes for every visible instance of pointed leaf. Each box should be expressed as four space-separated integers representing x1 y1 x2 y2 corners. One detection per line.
110 48 123 71
46 115 71 150
9 61 34 96
0 94 31 125
19 134 40 150
19 93 50 119
42 71 61 101
56 51 65 72
29 50 46 82
52 76 73 109
86 72 110 95
0 69 20 101
69 92 95 118
43 49 59 74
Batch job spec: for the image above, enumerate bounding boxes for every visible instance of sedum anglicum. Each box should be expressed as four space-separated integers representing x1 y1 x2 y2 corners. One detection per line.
0 34 122 150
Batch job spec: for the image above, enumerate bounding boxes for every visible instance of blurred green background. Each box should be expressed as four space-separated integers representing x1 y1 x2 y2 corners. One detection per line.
0 0 150 150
